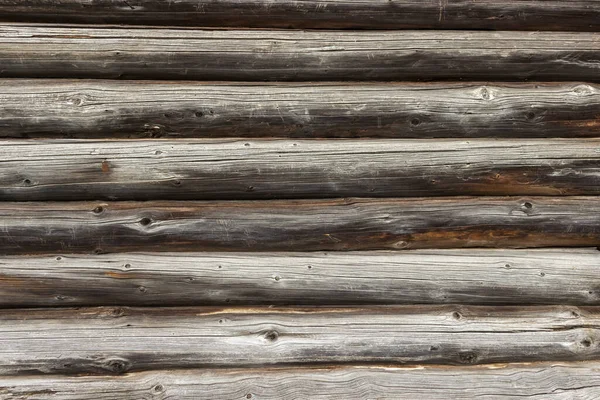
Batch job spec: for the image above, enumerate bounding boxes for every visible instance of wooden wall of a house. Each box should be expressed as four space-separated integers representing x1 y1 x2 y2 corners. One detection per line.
0 1 600 399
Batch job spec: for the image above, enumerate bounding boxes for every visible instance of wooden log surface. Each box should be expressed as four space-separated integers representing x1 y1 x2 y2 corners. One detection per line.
3 80 600 139
0 0 598 31
0 305 598 374
2 362 600 400
1 249 599 307
2 26 600 81
2 138 600 201
0 197 600 254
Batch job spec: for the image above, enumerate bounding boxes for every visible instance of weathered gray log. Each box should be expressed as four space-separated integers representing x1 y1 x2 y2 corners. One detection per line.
2 362 600 399
1 249 599 307
0 197 600 254
2 26 600 81
3 80 600 139
0 1 598 31
0 305 598 374
2 138 600 201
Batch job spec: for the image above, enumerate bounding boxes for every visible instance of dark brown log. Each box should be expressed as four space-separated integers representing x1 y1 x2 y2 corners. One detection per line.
0 305 598 375
2 138 600 201
1 249 598 307
2 26 600 81
0 1 598 31
2 80 600 139
2 362 600 399
0 197 600 254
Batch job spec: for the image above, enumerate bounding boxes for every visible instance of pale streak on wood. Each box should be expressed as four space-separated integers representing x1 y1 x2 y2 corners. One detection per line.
1 26 600 81
2 362 600 399
1 138 600 200
0 197 600 254
0 305 599 375
1 80 600 139
0 0 598 31
1 249 599 307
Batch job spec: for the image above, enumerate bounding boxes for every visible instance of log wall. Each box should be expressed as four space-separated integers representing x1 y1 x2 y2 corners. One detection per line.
1 1 599 398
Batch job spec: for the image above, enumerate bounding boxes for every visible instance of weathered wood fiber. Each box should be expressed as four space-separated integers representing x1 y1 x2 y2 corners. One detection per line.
3 138 600 201
0 0 598 31
3 80 600 139
0 305 598 374
0 198 600 254
2 362 600 399
1 249 599 307
2 26 600 81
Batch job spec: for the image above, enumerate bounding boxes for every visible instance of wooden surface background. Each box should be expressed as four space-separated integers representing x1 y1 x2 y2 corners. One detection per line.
1 1 600 399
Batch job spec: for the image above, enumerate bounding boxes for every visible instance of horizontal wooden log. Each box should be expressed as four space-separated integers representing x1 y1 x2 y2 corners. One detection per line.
0 197 600 254
3 138 600 201
2 362 600 399
0 305 598 374
1 249 599 307
2 26 600 81
3 80 600 139
0 1 598 31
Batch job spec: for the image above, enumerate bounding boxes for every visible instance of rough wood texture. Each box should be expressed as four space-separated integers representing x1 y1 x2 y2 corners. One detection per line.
0 197 600 254
1 249 599 307
0 0 598 31
2 138 600 201
2 26 600 81
0 305 598 374
3 80 600 139
2 362 600 399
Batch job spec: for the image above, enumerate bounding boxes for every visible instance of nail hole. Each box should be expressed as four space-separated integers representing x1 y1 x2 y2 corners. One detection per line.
218 319 223 324
581 338 592 347
410 118 421 126
452 312 462 320
154 384 164 392
138 286 147 293
504 264 511 269
23 178 31 185
93 206 104 214
523 202 533 209
244 143 251 147
194 111 203 118
307 265 312 269
274 275 281 281
540 272 546 277
124 263 131 269
56 256 62 261
430 345 439 351
246 394 252 399
246 186 255 192
264 330 279 341
94 248 103 255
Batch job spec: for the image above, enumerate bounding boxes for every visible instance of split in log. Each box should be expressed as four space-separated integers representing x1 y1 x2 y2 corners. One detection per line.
2 80 600 139
2 26 600 81
0 197 600 254
2 138 600 201
0 249 598 307
0 1 598 31
0 305 598 374
2 362 600 399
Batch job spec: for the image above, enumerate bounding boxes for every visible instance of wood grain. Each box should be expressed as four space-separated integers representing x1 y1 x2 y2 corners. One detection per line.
0 197 600 254
2 26 600 81
0 0 598 31
3 80 600 139
0 305 598 374
2 138 600 201
1 249 599 307
2 362 600 399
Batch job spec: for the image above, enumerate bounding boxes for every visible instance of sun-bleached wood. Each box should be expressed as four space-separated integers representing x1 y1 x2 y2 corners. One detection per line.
2 138 600 200
2 362 600 399
0 305 598 375
1 249 599 307
2 26 600 81
1 80 600 139
1 197 600 254
0 0 598 31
